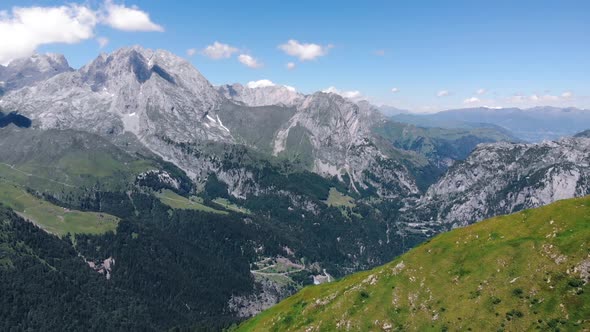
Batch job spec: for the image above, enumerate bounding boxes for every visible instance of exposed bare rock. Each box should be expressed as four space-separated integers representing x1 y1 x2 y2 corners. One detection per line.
412 137 590 228
0 53 72 93
218 82 303 107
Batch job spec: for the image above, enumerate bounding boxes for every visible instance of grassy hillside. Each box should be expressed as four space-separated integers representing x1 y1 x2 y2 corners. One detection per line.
0 180 118 236
0 128 155 194
373 120 517 165
238 196 590 331
155 189 227 214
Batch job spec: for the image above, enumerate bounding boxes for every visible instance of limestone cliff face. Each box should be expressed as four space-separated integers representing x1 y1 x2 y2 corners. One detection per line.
0 53 72 93
413 137 590 228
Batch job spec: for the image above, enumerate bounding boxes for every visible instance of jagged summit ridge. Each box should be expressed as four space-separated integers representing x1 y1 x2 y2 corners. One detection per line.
218 81 303 107
1 46 230 142
0 53 71 92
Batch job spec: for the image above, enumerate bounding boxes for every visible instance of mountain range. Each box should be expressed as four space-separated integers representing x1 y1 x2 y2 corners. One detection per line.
0 46 589 330
393 106 590 142
0 46 521 199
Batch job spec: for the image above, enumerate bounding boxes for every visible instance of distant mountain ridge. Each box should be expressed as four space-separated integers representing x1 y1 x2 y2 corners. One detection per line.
0 53 71 94
217 82 303 107
393 106 590 142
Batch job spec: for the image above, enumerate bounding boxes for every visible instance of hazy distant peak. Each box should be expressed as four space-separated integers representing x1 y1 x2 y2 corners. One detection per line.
218 80 303 107
0 53 72 92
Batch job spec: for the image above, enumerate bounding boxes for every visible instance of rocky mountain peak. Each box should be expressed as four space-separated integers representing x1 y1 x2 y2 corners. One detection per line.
299 92 383 128
0 46 228 142
0 53 72 92
7 53 70 73
80 46 217 97
218 80 303 107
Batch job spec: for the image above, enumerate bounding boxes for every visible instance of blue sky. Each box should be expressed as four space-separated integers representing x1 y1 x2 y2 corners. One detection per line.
1 0 589 111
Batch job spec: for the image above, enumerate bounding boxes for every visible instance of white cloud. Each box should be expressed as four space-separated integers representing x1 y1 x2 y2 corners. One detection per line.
509 94 527 103
202 41 238 59
278 39 333 61
463 97 481 104
103 0 163 32
97 36 109 48
504 92 577 107
476 88 486 95
186 48 197 56
323 86 364 101
246 79 275 88
238 54 262 68
437 90 450 97
530 94 559 102
391 87 399 93
0 1 164 65
0 4 98 65
246 80 297 92
286 62 296 70
521 94 559 103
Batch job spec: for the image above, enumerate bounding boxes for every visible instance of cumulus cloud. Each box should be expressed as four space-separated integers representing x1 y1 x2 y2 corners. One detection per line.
476 88 486 95
246 79 297 92
391 87 400 93
238 54 262 68
202 41 238 59
186 48 197 56
97 36 109 48
0 1 163 65
463 97 481 104
497 91 578 108
323 86 364 101
510 93 562 103
437 90 450 97
279 39 333 61
246 79 275 88
530 94 559 102
286 62 296 70
102 0 163 32
0 4 98 64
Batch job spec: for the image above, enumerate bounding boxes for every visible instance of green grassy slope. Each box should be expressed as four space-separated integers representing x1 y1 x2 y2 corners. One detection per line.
0 180 118 236
155 189 227 214
238 196 590 331
372 120 517 164
0 128 155 194
325 188 355 208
